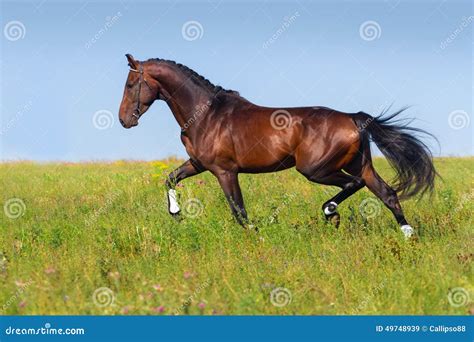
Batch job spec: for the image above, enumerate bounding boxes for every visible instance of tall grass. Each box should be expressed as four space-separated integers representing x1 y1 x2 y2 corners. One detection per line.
0 158 472 315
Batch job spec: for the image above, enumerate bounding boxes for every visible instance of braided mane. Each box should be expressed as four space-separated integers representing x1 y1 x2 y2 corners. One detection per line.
146 58 238 95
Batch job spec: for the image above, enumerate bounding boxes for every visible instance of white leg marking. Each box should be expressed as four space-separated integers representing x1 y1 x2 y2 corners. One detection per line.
400 224 414 239
168 189 180 214
324 201 338 215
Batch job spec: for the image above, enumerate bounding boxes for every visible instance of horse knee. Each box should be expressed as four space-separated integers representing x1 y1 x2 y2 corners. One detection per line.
166 172 178 189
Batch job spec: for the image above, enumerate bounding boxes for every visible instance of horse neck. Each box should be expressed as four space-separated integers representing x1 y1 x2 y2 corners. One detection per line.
153 65 212 131
166 92 211 130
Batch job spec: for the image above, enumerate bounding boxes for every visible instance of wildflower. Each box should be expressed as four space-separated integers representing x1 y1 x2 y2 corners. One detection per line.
152 284 163 292
44 266 56 275
14 280 28 287
152 305 165 313
151 161 169 170
108 271 120 280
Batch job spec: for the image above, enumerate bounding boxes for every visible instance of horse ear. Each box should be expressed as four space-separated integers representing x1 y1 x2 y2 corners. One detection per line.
125 54 138 69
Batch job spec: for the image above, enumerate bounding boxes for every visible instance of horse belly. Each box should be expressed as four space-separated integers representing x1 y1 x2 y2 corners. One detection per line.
236 138 296 173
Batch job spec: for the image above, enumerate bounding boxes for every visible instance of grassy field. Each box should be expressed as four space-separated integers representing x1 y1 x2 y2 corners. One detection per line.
0 158 472 315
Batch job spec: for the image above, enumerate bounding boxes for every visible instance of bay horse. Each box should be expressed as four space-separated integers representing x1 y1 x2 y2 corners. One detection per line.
118 54 436 238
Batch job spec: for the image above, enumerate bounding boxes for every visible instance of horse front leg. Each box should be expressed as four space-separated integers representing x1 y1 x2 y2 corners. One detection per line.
215 171 249 227
165 159 204 216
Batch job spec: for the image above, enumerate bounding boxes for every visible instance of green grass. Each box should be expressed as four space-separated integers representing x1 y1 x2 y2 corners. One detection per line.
0 158 472 315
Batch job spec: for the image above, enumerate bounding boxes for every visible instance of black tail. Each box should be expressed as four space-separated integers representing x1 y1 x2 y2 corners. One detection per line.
354 108 437 199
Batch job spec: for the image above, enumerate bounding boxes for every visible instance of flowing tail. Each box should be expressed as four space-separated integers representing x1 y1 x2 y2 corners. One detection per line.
353 108 437 199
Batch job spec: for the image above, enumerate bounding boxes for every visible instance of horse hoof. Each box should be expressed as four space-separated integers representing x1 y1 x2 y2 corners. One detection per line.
326 213 340 228
170 210 181 219
244 224 258 232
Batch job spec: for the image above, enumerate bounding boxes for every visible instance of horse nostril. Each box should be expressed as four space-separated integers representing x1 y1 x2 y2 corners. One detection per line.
119 118 125 126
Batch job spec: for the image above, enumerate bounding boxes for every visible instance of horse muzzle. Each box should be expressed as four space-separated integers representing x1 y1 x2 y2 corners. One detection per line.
119 117 138 129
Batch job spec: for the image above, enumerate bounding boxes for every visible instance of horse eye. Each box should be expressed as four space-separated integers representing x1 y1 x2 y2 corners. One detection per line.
126 83 133 89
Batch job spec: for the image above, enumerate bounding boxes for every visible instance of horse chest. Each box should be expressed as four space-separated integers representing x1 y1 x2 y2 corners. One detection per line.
181 133 211 162
180 131 225 167
180 133 196 157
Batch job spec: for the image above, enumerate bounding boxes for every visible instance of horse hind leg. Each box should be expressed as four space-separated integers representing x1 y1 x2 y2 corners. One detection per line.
298 169 365 227
319 173 365 227
361 165 414 238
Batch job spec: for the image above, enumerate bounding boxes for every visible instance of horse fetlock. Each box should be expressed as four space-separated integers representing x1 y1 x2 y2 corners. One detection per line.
400 224 414 239
323 201 338 216
244 223 259 232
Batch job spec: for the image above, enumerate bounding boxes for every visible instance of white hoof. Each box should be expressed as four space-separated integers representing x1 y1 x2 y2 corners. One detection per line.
400 224 414 239
168 189 180 214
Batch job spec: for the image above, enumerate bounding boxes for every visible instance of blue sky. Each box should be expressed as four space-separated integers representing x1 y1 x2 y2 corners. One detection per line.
0 0 472 161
